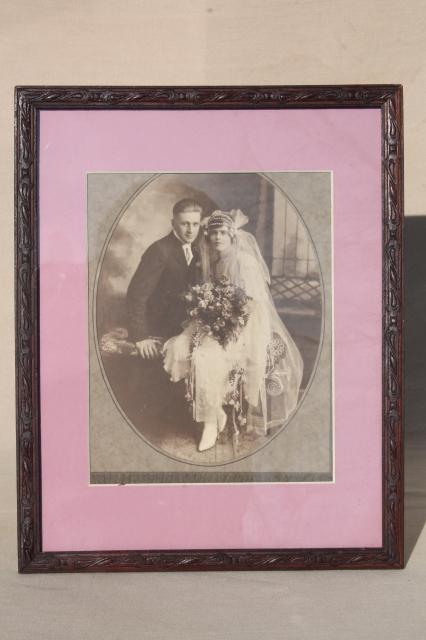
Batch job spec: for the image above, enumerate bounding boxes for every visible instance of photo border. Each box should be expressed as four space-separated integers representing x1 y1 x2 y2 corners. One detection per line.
15 85 404 571
89 170 331 478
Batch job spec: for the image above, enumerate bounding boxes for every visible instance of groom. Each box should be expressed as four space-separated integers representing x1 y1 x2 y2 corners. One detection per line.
126 198 202 430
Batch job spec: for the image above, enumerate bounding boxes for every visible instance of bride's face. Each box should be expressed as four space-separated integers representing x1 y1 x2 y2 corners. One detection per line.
208 225 232 253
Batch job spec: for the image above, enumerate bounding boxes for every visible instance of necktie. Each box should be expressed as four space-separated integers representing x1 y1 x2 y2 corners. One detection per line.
183 244 193 265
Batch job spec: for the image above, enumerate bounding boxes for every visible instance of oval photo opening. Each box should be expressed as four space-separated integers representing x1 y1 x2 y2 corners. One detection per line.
95 173 323 466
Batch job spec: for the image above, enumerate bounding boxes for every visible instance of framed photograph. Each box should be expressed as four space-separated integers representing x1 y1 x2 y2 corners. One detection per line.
15 85 404 572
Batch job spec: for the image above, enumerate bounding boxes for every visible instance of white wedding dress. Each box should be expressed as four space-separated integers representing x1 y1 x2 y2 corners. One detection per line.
162 232 303 434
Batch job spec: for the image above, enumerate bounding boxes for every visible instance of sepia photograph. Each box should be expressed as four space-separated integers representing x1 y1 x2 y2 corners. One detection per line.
89 172 332 482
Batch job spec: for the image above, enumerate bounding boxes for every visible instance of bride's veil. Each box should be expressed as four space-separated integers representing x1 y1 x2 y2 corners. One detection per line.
198 210 304 432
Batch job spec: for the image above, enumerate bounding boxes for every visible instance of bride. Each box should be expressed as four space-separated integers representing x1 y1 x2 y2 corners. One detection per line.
162 209 303 452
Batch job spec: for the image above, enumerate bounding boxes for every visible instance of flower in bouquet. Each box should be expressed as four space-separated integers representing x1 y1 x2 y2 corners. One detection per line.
183 276 252 347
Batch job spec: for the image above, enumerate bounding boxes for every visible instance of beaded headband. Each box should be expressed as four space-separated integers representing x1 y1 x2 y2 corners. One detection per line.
202 209 248 237
206 211 235 232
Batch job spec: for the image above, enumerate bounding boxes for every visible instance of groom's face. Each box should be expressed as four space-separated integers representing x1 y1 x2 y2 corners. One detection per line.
172 209 201 244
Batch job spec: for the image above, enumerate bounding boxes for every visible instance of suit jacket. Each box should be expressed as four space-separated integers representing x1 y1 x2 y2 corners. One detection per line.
126 232 199 343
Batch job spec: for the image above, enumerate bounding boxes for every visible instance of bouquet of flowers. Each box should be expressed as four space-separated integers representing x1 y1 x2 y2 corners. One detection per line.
183 276 252 347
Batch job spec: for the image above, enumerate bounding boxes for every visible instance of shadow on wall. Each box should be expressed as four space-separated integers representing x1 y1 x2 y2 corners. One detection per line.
405 217 426 434
404 216 426 562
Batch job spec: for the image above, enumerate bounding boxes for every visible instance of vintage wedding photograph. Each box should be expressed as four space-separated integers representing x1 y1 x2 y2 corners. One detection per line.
89 172 332 482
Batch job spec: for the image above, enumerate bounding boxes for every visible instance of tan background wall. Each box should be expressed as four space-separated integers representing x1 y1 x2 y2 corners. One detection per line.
1 3 425 639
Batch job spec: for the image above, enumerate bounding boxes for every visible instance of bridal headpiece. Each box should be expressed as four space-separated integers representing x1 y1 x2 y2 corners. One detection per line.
203 209 249 237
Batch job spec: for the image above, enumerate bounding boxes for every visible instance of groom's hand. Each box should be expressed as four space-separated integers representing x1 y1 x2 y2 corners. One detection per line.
136 339 161 359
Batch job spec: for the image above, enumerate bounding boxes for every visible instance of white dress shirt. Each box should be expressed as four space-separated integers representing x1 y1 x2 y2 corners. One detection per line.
173 231 193 265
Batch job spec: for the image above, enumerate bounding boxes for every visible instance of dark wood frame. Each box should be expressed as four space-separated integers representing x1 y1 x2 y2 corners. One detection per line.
15 85 404 572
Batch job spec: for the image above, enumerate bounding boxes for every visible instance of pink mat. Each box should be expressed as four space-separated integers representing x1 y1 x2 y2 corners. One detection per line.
39 108 382 551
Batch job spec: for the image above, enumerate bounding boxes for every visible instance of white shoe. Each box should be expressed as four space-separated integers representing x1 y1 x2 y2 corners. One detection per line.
218 409 227 433
198 422 218 452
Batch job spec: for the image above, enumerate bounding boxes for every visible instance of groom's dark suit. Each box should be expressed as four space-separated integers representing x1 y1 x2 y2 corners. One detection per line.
126 232 199 433
127 232 198 343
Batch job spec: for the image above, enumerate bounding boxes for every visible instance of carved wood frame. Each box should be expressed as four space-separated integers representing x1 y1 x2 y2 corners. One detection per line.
15 85 404 572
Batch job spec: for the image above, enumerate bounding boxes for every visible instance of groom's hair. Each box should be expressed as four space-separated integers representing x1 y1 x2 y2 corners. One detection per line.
172 198 203 217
